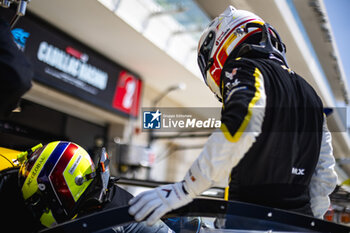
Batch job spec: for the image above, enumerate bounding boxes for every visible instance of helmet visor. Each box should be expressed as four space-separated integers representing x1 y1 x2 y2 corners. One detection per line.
197 31 215 83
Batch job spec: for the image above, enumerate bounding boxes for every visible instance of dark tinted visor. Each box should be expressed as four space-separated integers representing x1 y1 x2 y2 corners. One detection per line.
197 31 216 84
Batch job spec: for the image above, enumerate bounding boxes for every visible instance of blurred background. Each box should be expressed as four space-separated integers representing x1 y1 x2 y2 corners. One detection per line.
1 0 350 225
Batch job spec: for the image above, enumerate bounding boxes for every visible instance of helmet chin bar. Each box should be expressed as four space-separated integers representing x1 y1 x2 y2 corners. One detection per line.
237 22 289 67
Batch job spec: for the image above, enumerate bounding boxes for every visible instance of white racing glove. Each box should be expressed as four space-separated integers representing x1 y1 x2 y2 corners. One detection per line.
128 181 195 225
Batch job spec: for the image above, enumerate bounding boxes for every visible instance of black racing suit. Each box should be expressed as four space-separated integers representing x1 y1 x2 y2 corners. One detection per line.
0 167 40 232
220 53 324 215
184 52 335 219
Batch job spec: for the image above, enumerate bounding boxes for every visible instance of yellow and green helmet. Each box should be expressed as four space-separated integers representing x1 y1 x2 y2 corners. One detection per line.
19 141 96 227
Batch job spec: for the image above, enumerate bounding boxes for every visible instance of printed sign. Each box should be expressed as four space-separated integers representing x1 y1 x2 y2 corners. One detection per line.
112 71 142 117
1 9 142 118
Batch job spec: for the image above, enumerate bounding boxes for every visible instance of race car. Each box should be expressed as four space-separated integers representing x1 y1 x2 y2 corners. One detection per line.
0 147 21 170
39 198 350 233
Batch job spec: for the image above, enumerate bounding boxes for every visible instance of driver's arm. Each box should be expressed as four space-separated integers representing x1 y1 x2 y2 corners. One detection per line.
309 117 337 218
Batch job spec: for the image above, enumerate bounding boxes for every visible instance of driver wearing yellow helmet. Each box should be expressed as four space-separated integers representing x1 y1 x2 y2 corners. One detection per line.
0 141 172 232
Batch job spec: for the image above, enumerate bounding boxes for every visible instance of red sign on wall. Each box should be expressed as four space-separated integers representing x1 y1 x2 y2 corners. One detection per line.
112 71 142 117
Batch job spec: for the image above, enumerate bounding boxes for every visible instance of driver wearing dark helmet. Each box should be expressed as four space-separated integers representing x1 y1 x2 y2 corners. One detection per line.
128 6 337 225
0 141 172 233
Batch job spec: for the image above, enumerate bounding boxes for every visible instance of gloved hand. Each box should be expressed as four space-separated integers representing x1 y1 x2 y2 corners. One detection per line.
128 181 195 226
